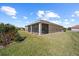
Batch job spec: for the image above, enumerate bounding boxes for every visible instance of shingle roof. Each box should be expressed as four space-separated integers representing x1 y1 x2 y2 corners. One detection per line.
71 25 79 29
26 20 63 28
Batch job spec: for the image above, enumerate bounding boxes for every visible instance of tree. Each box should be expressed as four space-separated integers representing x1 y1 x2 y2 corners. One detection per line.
68 27 71 30
0 23 25 46
63 28 66 32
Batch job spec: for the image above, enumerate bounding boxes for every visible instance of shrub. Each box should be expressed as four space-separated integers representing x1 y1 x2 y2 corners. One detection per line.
68 27 71 30
0 23 25 46
15 33 26 42
63 28 66 32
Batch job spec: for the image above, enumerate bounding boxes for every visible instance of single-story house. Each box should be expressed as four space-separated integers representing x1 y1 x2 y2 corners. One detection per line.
25 20 64 35
71 25 79 32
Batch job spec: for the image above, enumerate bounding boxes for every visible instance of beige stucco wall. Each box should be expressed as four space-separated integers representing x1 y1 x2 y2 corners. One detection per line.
26 23 64 35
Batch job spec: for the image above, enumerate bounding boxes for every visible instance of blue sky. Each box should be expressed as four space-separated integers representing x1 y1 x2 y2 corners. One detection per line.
0 3 79 28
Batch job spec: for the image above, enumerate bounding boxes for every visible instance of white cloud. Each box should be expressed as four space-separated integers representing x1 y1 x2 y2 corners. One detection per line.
72 10 79 17
63 19 70 27
37 10 45 18
14 20 22 23
75 11 79 14
64 19 68 22
64 19 70 25
46 11 60 18
0 6 17 19
63 18 75 28
74 11 79 16
37 10 61 25
12 16 17 19
52 20 61 24
65 18 75 22
64 22 75 28
23 16 28 19
71 19 75 22
37 10 60 20
71 14 75 17
64 22 70 25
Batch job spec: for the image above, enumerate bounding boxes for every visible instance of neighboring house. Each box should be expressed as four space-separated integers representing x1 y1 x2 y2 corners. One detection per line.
25 20 64 35
71 25 79 32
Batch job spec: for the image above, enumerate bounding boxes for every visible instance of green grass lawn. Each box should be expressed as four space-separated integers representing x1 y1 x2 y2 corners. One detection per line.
0 30 79 56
